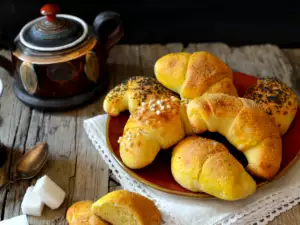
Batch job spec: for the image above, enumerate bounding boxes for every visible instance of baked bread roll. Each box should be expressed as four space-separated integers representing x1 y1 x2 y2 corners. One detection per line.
154 52 238 99
91 190 161 225
66 200 109 225
119 96 186 169
103 76 177 116
244 77 299 135
171 136 257 200
187 93 282 179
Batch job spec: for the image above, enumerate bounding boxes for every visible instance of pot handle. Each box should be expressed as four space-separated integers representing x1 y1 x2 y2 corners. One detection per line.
93 11 124 50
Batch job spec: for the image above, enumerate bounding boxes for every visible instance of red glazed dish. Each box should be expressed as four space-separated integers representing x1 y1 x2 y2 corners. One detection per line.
106 72 300 198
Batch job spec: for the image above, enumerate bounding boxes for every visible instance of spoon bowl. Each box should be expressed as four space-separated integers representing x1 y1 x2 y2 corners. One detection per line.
14 142 48 180
0 142 48 192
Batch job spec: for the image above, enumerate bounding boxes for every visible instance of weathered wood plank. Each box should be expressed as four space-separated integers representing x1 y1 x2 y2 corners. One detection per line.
0 50 33 221
282 49 300 97
270 205 300 225
107 45 140 85
139 43 184 77
72 101 109 204
23 110 77 225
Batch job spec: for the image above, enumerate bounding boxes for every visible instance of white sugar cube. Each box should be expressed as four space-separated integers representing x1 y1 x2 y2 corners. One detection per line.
0 215 28 225
33 175 66 210
21 186 44 216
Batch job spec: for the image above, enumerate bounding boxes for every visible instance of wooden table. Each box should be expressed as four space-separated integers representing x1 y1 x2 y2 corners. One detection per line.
0 43 299 225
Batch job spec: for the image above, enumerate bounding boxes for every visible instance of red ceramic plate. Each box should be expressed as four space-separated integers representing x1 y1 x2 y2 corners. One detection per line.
106 72 300 198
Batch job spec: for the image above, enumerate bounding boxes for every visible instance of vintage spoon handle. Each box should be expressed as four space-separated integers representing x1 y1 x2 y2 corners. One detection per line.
0 181 12 193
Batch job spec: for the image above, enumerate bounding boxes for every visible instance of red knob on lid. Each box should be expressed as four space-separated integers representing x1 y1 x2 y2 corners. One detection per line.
40 4 60 22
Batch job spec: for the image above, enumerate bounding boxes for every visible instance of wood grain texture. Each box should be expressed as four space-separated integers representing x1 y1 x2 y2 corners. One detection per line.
0 45 299 225
282 49 300 98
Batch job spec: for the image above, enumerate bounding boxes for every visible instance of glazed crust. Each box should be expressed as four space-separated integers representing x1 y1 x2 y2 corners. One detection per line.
103 76 176 116
91 190 161 225
171 136 257 200
66 200 109 225
187 93 282 180
154 52 238 99
244 77 299 135
119 96 186 169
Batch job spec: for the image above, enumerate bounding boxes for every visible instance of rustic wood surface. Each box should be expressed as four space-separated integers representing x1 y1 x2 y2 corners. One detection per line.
0 43 299 225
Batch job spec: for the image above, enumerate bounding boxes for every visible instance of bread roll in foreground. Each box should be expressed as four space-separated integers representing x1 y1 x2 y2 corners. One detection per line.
92 190 161 225
66 200 108 225
171 136 257 200
154 51 238 99
187 93 282 180
103 76 177 116
244 77 298 135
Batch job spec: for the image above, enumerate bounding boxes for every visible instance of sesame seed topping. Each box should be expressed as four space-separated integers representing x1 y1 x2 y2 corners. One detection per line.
161 106 165 110
151 104 156 108
167 105 171 109
142 102 146 106
151 107 155 111
117 136 122 143
156 110 161 115
157 100 161 104
149 99 155 104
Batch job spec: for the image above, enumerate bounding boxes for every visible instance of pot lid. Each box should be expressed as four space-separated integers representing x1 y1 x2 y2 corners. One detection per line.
19 4 88 52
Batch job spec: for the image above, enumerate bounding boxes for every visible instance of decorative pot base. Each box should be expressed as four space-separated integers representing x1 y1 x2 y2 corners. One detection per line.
12 77 109 111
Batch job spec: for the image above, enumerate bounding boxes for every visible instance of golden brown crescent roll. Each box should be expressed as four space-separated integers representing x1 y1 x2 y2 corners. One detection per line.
244 77 299 135
92 190 161 225
171 136 257 200
154 52 238 99
119 96 186 169
186 93 282 180
66 200 109 225
103 76 177 116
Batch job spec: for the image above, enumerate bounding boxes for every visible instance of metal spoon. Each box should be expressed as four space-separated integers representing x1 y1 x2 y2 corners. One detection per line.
0 142 49 192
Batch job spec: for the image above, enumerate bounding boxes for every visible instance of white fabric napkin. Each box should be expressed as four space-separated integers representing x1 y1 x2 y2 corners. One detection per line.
83 114 300 225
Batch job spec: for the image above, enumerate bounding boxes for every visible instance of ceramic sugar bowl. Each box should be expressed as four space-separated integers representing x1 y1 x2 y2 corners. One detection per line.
0 4 123 110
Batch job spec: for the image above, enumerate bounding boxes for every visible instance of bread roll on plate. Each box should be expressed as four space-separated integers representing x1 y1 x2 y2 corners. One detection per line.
92 190 161 225
154 51 238 99
103 76 177 116
119 96 186 169
171 136 257 200
244 77 298 135
187 93 282 180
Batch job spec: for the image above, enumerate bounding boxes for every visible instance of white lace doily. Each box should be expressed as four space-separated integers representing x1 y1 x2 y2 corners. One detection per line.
83 114 300 225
